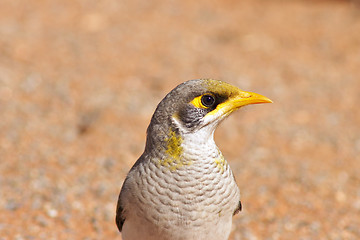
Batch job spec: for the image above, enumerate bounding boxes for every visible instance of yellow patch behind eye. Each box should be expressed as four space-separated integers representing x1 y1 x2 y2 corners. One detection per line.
190 95 207 108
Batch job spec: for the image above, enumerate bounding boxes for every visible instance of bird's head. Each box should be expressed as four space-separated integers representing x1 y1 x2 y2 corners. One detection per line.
144 79 272 156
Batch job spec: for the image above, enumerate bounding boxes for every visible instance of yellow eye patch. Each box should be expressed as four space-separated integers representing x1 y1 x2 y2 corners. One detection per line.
190 95 207 108
190 94 215 109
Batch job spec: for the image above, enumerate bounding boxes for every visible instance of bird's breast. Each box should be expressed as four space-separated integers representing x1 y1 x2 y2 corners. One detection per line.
131 146 240 224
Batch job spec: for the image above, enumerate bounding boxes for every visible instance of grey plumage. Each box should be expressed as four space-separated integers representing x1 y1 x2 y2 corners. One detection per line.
116 79 272 240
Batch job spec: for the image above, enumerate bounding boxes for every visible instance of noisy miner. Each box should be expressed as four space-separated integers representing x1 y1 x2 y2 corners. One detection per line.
116 79 272 240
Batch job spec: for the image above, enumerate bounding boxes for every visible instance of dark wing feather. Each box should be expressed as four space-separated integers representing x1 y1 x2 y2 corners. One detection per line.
233 200 242 216
115 193 126 232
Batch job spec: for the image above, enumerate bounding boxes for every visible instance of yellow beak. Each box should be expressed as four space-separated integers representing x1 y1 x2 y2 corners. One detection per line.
209 89 272 117
231 90 273 107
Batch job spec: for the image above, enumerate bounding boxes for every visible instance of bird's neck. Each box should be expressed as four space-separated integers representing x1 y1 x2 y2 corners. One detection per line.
144 123 221 170
180 127 221 162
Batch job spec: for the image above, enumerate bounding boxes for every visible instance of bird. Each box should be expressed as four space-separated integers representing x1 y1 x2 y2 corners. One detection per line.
116 79 272 240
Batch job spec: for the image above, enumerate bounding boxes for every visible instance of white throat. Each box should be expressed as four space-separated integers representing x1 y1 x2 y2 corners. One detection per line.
172 116 219 158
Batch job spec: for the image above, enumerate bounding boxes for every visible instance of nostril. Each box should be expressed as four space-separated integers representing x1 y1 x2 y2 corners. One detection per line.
240 92 252 98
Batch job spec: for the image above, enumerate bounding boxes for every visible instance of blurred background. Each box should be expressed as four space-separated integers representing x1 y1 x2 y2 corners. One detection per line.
1 0 360 239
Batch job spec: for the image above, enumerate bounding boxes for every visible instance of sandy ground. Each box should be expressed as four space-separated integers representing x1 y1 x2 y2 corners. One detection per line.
1 0 360 239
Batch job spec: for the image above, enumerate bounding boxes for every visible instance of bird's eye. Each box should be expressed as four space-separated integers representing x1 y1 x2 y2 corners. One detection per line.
201 94 216 107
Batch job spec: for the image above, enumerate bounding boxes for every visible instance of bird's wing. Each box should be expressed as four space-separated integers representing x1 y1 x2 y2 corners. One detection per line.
116 175 132 232
233 200 242 216
116 156 145 232
116 192 126 232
